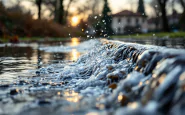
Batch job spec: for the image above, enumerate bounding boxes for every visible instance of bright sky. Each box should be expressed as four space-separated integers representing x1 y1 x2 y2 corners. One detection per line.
2 0 183 19
109 0 149 13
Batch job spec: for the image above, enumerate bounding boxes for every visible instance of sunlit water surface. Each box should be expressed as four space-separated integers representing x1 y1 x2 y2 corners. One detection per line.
0 38 82 84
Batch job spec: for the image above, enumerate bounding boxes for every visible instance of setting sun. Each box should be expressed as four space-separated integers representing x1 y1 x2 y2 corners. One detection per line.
71 16 79 26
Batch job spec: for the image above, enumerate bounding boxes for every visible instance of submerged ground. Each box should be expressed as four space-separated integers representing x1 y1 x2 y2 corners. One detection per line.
0 38 185 115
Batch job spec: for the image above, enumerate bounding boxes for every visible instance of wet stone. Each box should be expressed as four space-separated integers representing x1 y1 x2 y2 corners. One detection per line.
41 82 50 86
106 65 114 70
107 74 119 82
109 83 117 90
10 89 19 95
19 80 29 85
35 71 40 76
0 84 9 89
37 99 51 106
119 95 129 106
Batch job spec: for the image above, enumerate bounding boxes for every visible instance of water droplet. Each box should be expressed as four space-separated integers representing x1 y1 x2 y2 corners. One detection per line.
57 92 61 95
39 62 43 65
94 16 97 19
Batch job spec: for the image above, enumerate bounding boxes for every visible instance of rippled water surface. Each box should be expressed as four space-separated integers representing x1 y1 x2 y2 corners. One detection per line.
0 38 82 84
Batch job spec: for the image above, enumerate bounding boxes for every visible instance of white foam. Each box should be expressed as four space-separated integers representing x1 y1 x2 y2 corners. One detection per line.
39 39 100 53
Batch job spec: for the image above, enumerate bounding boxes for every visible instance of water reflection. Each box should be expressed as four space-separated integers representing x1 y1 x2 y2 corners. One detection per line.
70 38 81 61
86 112 99 115
0 45 38 83
70 37 80 46
115 38 185 49
70 49 80 61
0 39 82 84
37 43 42 69
64 90 81 103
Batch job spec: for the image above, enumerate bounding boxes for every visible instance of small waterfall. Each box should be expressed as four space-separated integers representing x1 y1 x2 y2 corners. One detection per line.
1 39 185 115
37 39 185 114
35 39 185 114
102 40 185 115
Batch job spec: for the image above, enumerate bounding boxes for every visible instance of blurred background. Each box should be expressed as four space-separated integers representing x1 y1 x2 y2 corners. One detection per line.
0 0 185 42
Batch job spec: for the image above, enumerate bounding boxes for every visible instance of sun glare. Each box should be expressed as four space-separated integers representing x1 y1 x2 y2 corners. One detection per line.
71 16 79 26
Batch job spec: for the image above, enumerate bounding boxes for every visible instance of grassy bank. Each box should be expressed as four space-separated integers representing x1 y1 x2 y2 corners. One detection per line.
111 32 185 39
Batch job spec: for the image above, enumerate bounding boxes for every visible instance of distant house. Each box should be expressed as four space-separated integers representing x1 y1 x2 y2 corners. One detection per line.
168 10 180 26
111 10 148 35
147 17 162 32
147 10 181 32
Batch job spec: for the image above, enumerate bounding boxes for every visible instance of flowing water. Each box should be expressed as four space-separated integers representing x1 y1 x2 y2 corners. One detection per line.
0 38 185 115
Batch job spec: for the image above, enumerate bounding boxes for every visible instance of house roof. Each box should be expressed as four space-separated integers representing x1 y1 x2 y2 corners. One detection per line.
112 10 145 17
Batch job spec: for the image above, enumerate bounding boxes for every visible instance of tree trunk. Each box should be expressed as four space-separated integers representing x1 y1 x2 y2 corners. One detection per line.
158 0 170 32
54 0 59 22
65 0 73 24
179 0 185 30
161 4 170 32
58 0 65 25
179 0 185 12
38 3 41 19
36 0 42 20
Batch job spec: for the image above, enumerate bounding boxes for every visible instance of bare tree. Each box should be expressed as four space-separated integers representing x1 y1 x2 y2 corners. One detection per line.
150 0 161 30
64 0 78 23
58 0 65 24
91 0 103 15
178 0 185 30
76 0 103 19
157 0 170 32
36 0 42 20
45 0 77 24
20 0 43 19
45 0 72 24
42 0 59 21
150 0 160 18
179 0 185 11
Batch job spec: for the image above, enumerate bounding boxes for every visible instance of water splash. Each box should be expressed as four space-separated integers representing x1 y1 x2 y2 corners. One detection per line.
1 39 185 115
